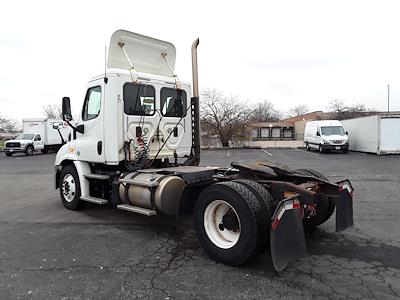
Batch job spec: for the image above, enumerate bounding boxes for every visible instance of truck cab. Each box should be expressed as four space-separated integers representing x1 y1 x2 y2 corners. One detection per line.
56 30 194 167
4 133 44 156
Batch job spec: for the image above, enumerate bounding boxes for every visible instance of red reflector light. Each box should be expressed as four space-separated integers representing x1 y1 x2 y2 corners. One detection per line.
293 201 300 209
271 218 280 231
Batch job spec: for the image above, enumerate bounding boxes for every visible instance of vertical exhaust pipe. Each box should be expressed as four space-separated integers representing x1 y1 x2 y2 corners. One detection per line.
184 38 201 166
191 38 200 97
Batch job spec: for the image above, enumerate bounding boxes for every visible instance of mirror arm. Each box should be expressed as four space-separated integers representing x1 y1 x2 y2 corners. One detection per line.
64 120 84 140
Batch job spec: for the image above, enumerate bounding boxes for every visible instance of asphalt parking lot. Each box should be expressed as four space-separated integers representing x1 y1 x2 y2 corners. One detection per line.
0 149 399 299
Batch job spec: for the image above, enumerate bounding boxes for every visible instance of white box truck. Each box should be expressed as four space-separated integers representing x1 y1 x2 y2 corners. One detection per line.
341 114 400 155
4 118 70 156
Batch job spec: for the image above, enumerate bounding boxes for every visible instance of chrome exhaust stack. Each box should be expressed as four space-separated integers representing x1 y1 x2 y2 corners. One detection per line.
191 38 200 98
183 38 201 166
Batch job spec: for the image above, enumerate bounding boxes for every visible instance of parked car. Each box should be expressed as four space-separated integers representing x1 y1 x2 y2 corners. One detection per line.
304 120 349 153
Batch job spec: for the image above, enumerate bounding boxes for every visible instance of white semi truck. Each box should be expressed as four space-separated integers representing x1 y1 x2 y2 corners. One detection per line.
55 30 354 271
4 118 70 156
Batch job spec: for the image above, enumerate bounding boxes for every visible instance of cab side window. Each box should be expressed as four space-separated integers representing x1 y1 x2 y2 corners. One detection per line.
34 134 41 141
82 86 102 121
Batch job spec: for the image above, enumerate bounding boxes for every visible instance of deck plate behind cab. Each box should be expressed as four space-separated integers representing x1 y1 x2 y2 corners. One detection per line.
107 29 176 77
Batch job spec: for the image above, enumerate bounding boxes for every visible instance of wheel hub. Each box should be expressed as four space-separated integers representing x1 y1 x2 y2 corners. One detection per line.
204 200 241 249
221 210 239 231
62 174 76 203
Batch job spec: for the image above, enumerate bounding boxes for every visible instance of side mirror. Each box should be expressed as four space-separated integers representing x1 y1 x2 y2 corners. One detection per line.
316 131 320 136
62 97 73 122
346 131 348 135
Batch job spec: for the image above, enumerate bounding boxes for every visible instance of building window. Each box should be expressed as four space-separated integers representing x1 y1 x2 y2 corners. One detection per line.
283 128 293 138
251 129 258 139
260 128 270 138
271 127 281 138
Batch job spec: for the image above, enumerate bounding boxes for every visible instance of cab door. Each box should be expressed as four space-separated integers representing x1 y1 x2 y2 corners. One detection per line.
33 134 44 150
75 81 105 162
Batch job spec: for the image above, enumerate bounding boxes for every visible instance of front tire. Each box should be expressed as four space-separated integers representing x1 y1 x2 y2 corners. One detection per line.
25 145 34 156
5 153 12 157
194 182 265 266
59 165 81 210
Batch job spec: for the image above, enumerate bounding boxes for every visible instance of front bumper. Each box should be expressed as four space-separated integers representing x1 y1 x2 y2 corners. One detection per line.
5 147 26 153
322 144 348 151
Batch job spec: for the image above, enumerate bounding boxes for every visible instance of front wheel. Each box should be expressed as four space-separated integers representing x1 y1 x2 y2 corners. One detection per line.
59 165 82 210
5 153 12 157
194 182 265 266
25 146 34 156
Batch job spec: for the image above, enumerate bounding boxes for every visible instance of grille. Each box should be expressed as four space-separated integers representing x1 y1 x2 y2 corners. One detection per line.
6 142 20 148
332 140 342 144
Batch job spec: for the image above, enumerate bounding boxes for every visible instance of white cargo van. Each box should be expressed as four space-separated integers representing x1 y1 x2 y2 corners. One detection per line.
304 120 349 153
4 118 70 156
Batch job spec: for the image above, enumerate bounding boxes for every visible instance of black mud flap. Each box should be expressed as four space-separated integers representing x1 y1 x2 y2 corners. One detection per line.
336 180 354 232
270 198 306 271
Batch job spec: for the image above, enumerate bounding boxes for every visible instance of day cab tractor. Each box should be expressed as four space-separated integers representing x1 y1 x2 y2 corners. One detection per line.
55 30 354 271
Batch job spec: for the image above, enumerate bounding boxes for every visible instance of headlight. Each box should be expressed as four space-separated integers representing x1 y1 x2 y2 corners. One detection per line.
323 139 330 144
20 142 26 146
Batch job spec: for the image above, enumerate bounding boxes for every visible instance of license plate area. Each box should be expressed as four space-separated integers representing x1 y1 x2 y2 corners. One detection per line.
335 146 341 150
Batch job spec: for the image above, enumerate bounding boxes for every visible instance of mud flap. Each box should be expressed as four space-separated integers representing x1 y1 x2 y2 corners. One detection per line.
270 199 306 271
336 180 354 232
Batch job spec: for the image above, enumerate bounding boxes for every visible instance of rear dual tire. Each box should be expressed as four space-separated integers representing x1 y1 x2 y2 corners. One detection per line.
194 181 273 266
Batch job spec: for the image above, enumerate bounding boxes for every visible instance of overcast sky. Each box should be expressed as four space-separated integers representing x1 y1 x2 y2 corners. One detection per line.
1 0 399 123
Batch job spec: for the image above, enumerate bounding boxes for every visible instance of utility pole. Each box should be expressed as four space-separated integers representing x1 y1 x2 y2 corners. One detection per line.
387 84 390 113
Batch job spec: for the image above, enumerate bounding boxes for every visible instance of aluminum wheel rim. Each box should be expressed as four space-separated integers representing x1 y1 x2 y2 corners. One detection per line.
62 174 76 202
204 200 241 249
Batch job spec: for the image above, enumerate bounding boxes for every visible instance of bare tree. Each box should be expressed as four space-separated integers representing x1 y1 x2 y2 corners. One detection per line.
328 99 347 120
42 104 62 119
328 100 376 120
0 113 18 132
201 89 249 147
249 100 281 122
287 104 310 118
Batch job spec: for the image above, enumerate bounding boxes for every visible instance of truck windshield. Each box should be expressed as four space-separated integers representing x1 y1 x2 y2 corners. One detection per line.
15 134 34 140
321 126 345 136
